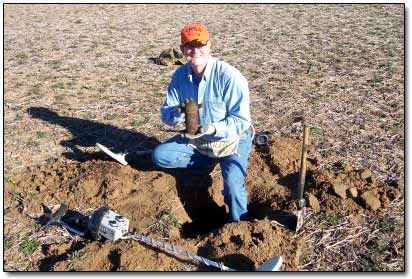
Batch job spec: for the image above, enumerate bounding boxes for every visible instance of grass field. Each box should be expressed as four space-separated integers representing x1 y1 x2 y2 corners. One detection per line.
3 4 404 271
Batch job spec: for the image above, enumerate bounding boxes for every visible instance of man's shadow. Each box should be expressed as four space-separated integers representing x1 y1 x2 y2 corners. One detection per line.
28 107 228 236
27 107 160 164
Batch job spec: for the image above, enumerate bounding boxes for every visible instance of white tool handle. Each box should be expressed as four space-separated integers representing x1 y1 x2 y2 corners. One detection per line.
96 143 128 165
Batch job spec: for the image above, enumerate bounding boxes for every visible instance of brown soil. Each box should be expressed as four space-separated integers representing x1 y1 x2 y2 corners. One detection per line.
4 138 402 271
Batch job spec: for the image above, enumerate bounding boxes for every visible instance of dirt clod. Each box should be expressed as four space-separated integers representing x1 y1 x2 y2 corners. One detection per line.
348 187 358 198
392 179 404 192
307 193 320 212
360 190 381 211
360 169 373 180
331 181 347 199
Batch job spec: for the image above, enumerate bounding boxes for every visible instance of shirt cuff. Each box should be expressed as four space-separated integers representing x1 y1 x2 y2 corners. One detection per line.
175 113 185 123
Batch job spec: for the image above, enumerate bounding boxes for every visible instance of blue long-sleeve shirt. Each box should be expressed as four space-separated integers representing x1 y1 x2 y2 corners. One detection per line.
161 57 251 141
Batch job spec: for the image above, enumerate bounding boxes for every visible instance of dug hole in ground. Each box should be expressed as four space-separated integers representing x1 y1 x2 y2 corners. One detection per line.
4 136 403 271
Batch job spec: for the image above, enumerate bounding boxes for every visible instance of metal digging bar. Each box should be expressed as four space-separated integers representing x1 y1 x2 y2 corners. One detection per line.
121 234 236 271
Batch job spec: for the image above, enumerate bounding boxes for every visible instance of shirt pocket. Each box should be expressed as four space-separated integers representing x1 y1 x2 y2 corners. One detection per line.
203 101 226 123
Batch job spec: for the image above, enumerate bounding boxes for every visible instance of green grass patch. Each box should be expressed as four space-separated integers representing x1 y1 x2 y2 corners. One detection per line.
310 125 324 136
36 131 47 139
10 191 23 204
4 176 16 185
378 62 396 77
66 80 76 88
15 113 23 121
338 160 350 169
47 59 63 69
125 97 134 105
160 211 182 228
19 238 40 256
52 82 65 90
370 73 383 88
4 238 12 250
30 84 42 96
16 53 29 64
131 119 145 127
27 139 40 147
369 237 388 254
104 114 120 120
80 85 93 90
54 95 65 103
34 223 42 231
154 122 163 129
379 218 400 233
96 63 110 68
317 214 343 226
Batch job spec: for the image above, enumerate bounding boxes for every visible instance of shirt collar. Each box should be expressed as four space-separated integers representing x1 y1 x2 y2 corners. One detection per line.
186 56 214 82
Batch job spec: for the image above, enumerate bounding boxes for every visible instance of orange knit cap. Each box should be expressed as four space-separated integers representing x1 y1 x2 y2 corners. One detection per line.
181 23 209 46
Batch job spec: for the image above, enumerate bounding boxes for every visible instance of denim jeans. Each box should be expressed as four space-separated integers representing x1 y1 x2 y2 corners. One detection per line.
152 128 253 222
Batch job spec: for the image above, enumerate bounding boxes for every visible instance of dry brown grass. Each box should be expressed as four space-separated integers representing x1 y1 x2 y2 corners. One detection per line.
298 198 404 271
4 4 404 271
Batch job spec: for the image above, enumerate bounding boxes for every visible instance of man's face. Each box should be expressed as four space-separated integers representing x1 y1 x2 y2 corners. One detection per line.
180 40 210 68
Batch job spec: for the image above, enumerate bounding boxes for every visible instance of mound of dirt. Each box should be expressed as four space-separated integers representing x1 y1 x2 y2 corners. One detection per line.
200 220 301 271
4 137 401 271
310 163 403 216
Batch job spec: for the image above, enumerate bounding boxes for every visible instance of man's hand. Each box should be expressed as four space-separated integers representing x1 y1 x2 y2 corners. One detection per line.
184 124 216 139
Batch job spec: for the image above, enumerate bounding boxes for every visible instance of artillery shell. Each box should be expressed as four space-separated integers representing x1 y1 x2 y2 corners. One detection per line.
182 98 200 134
